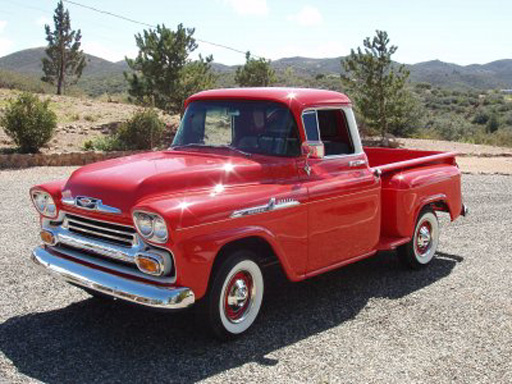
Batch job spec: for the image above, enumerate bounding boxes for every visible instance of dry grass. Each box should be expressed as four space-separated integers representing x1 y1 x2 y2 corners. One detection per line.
0 89 179 153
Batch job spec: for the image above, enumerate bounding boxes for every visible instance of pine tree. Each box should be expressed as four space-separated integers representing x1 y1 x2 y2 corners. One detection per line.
125 24 215 115
41 1 86 95
341 30 421 138
235 52 276 87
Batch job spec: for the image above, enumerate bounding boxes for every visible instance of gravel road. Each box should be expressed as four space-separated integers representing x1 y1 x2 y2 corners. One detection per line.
0 167 511 384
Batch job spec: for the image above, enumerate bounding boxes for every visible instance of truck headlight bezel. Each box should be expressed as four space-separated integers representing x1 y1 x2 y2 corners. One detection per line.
133 210 168 243
30 190 58 218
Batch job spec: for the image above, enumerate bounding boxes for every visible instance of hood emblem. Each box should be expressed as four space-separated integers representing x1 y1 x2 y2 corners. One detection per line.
76 196 97 209
61 196 122 215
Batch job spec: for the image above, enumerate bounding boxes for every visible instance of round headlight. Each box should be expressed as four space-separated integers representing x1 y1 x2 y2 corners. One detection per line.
31 190 58 218
135 213 154 237
133 211 168 244
35 193 47 212
153 217 168 241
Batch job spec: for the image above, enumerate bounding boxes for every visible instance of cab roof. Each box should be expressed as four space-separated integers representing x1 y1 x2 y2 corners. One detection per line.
186 87 352 114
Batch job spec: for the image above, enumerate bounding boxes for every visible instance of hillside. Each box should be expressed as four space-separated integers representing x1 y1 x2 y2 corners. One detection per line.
0 48 128 95
0 89 179 154
1 48 512 93
0 47 125 76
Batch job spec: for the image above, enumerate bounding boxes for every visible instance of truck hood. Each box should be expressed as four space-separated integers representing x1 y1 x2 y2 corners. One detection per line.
62 150 274 215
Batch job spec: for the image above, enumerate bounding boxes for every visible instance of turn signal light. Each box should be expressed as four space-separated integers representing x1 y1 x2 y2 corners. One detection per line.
135 254 163 276
40 230 56 246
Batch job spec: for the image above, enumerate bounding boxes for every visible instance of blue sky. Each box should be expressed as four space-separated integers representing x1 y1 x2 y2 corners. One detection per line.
0 0 510 65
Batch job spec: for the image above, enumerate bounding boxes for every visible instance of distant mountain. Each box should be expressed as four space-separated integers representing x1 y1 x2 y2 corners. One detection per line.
1 47 511 90
218 56 512 89
0 47 125 76
406 59 512 89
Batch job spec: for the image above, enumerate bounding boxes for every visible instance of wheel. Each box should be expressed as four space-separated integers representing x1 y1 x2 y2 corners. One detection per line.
397 208 439 269
197 250 264 340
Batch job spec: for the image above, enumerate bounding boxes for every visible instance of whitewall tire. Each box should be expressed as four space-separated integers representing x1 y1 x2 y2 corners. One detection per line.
398 208 440 269
198 250 264 339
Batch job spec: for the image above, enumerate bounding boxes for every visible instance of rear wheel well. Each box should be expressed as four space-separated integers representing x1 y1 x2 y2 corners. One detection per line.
430 200 449 213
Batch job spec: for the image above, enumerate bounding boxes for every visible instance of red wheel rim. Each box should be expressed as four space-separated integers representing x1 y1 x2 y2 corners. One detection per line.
415 221 433 256
224 271 253 322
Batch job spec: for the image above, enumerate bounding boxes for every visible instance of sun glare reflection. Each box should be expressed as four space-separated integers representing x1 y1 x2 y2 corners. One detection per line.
210 183 225 197
223 163 235 173
176 201 193 211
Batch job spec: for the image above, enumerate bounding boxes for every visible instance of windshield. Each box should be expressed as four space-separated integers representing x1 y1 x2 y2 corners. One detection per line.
172 100 301 157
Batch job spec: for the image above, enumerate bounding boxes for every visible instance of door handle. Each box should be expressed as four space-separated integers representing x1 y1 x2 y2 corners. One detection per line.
349 159 366 167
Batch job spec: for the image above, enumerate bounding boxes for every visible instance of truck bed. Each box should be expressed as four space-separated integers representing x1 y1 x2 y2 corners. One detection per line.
364 147 458 174
364 146 463 248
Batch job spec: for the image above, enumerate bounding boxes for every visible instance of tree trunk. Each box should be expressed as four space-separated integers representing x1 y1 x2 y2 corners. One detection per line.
57 31 65 95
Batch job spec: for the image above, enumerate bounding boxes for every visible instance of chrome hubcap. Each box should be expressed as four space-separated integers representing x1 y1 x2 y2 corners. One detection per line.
224 271 253 323
416 222 432 256
227 279 249 307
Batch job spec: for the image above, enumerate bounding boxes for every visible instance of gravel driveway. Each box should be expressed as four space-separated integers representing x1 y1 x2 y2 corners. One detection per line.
0 167 511 383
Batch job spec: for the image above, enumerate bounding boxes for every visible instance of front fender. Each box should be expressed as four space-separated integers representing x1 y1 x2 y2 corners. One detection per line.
172 214 307 300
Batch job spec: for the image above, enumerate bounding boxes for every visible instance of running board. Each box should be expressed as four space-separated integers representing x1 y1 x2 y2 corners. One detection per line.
377 236 411 251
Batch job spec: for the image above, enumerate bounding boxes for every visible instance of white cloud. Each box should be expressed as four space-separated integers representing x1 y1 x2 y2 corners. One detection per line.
224 0 268 16
287 6 323 27
0 21 14 57
0 37 13 57
81 41 136 62
35 16 51 27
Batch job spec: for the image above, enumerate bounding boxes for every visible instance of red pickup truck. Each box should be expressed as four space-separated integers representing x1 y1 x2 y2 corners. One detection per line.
31 88 467 339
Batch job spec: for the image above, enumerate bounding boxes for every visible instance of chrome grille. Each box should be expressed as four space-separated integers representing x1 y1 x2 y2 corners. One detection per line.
63 213 136 247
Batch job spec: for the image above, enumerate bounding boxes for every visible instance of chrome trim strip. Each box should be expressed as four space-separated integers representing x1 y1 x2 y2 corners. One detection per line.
349 159 367 167
32 246 193 310
231 198 300 218
61 196 122 215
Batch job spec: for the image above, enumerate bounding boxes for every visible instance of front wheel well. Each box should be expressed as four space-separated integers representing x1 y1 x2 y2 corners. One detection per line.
215 236 278 268
208 236 279 287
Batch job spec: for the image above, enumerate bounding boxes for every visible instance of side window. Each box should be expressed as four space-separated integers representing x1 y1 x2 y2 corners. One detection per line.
317 110 355 156
302 111 320 141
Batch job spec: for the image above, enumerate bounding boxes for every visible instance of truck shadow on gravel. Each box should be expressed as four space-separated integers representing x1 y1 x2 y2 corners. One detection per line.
0 251 462 383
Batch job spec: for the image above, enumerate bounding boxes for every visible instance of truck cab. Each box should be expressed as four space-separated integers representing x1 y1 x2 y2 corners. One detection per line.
31 88 466 339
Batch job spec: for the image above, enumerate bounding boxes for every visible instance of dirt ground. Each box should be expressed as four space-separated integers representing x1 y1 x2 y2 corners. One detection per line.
399 138 512 175
1 170 510 383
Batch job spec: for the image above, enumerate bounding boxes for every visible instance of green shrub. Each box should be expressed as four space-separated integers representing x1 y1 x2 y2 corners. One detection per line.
82 136 118 151
486 114 500 133
82 109 164 151
472 109 490 125
0 92 57 153
115 109 165 150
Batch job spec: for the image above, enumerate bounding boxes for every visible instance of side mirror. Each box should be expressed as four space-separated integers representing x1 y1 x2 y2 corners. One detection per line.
301 142 325 159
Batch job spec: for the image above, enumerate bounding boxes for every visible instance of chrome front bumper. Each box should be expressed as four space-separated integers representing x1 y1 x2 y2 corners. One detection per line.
32 246 195 310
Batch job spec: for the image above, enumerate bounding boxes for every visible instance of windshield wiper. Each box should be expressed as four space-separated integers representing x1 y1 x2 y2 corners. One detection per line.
171 143 251 157
219 145 252 157
171 143 211 150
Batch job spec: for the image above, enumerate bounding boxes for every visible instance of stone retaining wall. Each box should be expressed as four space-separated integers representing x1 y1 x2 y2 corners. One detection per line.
0 151 141 169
